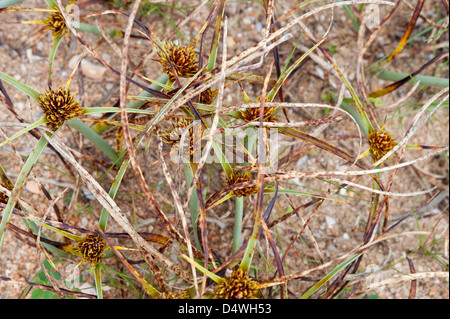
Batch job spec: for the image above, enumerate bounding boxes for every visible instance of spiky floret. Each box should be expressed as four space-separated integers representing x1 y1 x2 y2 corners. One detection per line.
157 41 199 79
38 86 85 131
76 235 106 266
226 172 258 198
213 268 259 299
44 10 70 38
240 97 278 123
161 118 192 148
198 88 215 105
158 290 191 299
368 128 397 163
161 118 201 159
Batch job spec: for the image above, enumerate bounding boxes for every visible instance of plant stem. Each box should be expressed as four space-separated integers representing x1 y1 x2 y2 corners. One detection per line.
377 70 449 88
184 162 202 250
94 264 103 299
232 196 244 254
98 153 128 231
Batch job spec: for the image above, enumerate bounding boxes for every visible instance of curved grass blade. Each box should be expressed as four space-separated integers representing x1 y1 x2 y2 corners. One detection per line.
90 74 168 134
0 71 40 101
385 0 425 65
370 52 449 98
299 253 362 299
98 155 129 231
181 253 225 285
267 38 325 101
66 118 120 166
0 135 51 251
0 117 48 149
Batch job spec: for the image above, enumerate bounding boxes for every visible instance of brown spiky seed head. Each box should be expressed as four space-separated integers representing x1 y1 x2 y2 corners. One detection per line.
76 235 106 266
161 118 192 148
44 11 70 38
368 128 397 163
161 118 202 159
198 88 215 105
158 41 199 79
227 172 258 198
38 86 85 131
158 290 191 299
240 97 278 123
213 268 259 299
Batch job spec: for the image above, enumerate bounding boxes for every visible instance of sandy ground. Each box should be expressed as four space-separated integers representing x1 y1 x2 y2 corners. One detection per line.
0 0 448 299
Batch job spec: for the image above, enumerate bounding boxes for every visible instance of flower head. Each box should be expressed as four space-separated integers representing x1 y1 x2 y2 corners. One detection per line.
368 128 397 163
157 41 199 79
213 268 259 299
240 97 278 123
76 235 107 266
161 118 202 159
227 172 258 198
158 290 191 299
43 10 70 38
38 86 85 131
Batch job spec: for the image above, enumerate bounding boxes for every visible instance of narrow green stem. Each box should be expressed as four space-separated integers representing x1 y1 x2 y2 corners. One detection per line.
240 204 261 272
94 264 103 299
232 196 244 254
0 117 48 149
75 22 122 37
48 35 63 86
377 70 449 88
183 162 202 250
299 253 362 299
98 154 129 231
